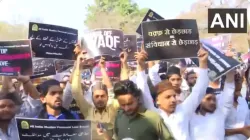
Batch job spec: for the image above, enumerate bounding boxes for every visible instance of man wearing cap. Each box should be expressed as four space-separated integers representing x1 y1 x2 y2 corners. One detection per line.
71 54 117 140
138 47 209 140
189 70 235 140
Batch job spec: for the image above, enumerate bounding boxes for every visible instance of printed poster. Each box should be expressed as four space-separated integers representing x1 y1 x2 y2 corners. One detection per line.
54 59 74 73
82 29 124 61
136 9 164 35
0 40 33 76
142 19 200 61
31 58 56 79
192 41 241 81
16 117 91 140
202 34 231 52
124 35 137 60
29 22 78 60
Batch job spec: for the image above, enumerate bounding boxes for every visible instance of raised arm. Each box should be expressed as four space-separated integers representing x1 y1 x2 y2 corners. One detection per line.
100 57 112 89
99 57 118 108
62 82 73 109
135 50 156 111
180 47 209 116
148 61 162 86
217 70 235 117
16 73 39 99
71 51 92 117
119 52 129 80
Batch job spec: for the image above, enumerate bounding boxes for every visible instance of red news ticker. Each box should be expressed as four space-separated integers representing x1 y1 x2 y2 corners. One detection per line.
0 53 31 60
0 53 30 72
1 67 21 72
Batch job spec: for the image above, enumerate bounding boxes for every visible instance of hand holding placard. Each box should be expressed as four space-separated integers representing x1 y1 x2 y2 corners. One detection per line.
135 49 148 72
197 47 208 69
119 51 128 63
99 57 106 69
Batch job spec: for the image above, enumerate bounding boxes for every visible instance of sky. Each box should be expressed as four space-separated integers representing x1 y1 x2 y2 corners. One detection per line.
0 0 235 36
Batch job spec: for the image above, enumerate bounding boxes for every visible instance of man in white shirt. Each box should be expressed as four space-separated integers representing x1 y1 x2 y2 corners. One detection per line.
225 73 250 140
137 47 209 140
189 71 235 140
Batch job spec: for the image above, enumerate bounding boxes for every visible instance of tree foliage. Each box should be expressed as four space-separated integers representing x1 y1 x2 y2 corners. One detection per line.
0 22 27 41
84 0 148 34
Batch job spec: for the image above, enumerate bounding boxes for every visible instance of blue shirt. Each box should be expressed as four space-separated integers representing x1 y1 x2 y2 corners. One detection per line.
47 112 80 120
35 111 80 120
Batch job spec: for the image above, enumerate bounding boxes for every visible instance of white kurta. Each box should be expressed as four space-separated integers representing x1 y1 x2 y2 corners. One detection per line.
139 67 209 140
189 82 235 140
225 97 250 140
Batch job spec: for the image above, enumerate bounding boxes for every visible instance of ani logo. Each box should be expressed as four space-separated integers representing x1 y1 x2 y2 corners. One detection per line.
21 121 29 129
32 24 39 31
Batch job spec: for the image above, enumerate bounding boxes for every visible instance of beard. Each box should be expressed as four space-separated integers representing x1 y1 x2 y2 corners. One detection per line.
203 106 216 113
94 101 106 110
47 102 62 110
0 113 15 122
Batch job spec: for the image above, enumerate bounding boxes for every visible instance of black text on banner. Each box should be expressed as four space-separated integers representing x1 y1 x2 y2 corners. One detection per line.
82 29 124 61
29 22 78 60
192 41 240 81
142 19 200 61
16 117 91 140
124 35 137 61
30 58 56 79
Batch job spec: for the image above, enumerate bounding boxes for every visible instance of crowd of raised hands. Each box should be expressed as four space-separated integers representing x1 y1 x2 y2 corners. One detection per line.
1 43 250 140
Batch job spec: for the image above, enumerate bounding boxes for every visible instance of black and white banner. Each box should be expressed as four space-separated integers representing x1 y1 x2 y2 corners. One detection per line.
124 35 137 60
29 22 78 60
31 58 56 79
16 117 91 140
136 9 164 35
192 41 240 81
81 29 124 61
142 19 200 61
54 59 74 73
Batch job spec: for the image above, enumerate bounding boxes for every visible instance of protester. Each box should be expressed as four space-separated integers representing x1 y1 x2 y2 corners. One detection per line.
190 70 235 140
185 70 197 91
225 73 250 140
0 74 42 140
138 47 209 140
71 52 118 140
3 15 250 140
0 92 21 140
36 79 79 119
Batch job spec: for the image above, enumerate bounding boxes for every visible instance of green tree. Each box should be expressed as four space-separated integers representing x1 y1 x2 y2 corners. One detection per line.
84 0 148 34
0 22 27 41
